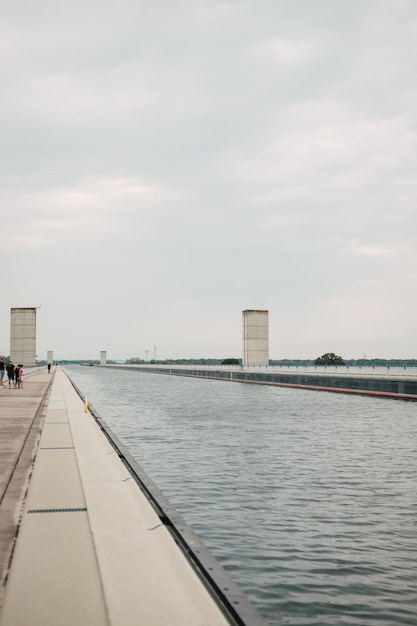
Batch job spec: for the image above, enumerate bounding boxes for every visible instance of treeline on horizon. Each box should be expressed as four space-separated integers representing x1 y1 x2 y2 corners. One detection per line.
35 357 417 367
124 357 417 367
270 359 417 367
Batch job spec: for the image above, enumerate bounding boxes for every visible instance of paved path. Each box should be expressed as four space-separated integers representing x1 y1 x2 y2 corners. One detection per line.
0 368 232 626
0 368 52 606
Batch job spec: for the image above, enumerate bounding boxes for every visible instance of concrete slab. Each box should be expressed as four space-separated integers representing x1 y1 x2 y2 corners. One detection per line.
44 409 68 422
0 512 109 626
82 478 162 530
46 400 67 410
93 527 229 626
37 423 73 448
76 451 132 483
24 450 85 511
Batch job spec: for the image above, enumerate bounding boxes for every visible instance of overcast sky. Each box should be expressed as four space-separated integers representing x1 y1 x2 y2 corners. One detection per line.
1 0 416 361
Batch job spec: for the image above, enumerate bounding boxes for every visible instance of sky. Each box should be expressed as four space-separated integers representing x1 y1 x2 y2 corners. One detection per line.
1 0 417 361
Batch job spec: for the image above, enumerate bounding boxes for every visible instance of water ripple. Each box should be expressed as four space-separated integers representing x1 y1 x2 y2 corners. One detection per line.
66 367 417 626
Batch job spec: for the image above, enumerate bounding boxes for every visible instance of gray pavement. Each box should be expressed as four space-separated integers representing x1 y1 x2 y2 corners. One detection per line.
0 368 231 626
0 368 52 607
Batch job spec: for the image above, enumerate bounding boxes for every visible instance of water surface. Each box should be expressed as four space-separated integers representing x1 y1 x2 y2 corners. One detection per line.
65 366 417 626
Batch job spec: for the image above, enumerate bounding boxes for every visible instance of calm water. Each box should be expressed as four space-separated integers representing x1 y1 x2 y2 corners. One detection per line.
64 366 417 626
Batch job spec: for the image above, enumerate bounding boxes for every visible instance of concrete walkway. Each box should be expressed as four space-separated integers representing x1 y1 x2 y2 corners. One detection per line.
0 368 230 626
0 368 52 607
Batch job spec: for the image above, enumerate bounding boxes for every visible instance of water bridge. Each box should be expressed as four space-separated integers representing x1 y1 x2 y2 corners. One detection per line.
0 367 267 626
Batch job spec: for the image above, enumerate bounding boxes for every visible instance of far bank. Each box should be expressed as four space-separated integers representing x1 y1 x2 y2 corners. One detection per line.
99 364 417 401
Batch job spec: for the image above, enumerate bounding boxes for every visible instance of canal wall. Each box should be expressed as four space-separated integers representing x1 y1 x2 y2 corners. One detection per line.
101 365 417 401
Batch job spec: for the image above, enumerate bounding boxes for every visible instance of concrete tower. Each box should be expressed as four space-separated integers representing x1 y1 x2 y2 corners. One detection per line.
242 309 269 366
10 307 37 365
100 351 107 365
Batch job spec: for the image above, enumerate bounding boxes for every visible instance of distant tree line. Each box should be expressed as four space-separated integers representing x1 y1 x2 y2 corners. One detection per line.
121 356 417 367
34 359 119 365
125 357 238 365
4 354 412 367
270 357 417 367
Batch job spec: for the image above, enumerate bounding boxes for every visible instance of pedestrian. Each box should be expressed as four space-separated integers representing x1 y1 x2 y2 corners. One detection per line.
18 364 24 389
6 361 14 388
48 363 51 373
0 357 4 386
14 364 19 389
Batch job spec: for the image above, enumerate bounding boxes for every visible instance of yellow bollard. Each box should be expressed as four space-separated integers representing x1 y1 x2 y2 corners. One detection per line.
84 398 88 413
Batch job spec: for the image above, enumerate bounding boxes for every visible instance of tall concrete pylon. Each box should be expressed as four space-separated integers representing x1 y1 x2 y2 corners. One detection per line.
10 307 37 366
242 309 269 366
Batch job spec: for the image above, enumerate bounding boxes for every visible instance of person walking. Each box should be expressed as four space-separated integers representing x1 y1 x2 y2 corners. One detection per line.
0 357 4 386
17 364 24 389
6 361 14 388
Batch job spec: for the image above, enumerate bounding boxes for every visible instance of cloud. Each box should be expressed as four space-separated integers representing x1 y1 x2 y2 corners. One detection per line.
344 241 396 258
1 0 417 359
0 176 183 250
